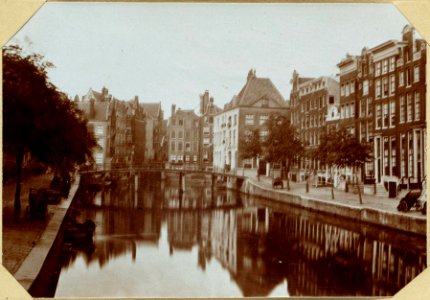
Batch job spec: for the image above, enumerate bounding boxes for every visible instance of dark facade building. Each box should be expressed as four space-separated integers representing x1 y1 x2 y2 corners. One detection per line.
198 90 222 169
167 105 200 168
140 102 164 163
336 25 427 185
289 71 340 179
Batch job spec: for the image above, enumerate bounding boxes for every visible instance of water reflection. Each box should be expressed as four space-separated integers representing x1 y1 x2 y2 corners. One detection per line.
55 175 426 297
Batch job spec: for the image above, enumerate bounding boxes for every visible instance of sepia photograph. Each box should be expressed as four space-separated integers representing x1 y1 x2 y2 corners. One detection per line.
1 1 428 298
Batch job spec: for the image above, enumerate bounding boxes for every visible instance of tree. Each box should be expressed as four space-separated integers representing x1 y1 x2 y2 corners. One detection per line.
239 128 262 173
3 45 97 220
264 114 303 190
315 127 372 202
337 130 372 204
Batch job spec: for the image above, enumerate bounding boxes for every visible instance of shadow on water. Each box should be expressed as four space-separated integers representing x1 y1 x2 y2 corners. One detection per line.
35 173 426 298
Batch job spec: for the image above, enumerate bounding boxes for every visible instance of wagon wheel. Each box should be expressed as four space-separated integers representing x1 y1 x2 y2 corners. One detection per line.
397 201 408 212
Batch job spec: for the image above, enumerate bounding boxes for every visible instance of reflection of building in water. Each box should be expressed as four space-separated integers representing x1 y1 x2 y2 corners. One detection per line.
210 210 237 272
268 210 426 296
167 210 198 251
68 207 162 269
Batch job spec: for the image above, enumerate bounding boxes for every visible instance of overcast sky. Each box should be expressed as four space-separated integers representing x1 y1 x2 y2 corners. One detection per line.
8 2 416 117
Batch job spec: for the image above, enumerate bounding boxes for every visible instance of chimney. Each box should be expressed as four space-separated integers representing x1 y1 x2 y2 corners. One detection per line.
171 104 176 116
74 95 80 104
247 68 256 82
200 90 209 115
89 98 96 119
210 96 214 104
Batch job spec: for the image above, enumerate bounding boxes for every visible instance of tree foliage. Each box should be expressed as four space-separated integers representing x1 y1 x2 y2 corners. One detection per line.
239 128 262 161
264 114 303 172
315 126 372 202
3 45 97 218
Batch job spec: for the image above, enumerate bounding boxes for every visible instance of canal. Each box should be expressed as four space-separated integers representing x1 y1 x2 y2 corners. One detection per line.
49 174 426 297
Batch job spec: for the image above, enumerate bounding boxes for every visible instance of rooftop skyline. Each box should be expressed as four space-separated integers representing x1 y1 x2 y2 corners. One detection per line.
8 2 417 117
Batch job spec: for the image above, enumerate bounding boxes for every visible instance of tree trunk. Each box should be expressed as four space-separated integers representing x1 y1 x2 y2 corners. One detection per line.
356 164 363 205
331 185 335 200
357 182 363 204
286 162 291 191
14 147 24 221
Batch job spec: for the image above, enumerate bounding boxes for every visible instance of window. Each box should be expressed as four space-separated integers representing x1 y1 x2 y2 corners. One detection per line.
390 100 395 128
363 80 369 95
95 125 104 135
193 155 198 162
383 59 388 74
261 99 269 107
360 99 366 117
390 75 395 95
376 104 382 129
383 103 389 128
259 130 268 141
203 138 210 145
203 126 210 135
408 133 413 177
384 137 389 175
375 79 381 98
407 94 412 122
414 92 420 121
185 155 190 162
351 103 355 117
171 130 176 138
178 130 183 138
367 98 372 116
171 119 176 126
376 62 381 76
345 83 350 96
406 68 412 86
350 81 355 94
259 115 269 125
234 115 237 125
400 134 406 177
389 57 396 71
171 141 175 151
178 142 183 151
245 114 254 125
414 65 420 82
399 71 404 87
179 119 184 126
382 77 388 98
399 95 405 123
391 137 396 176
185 131 190 139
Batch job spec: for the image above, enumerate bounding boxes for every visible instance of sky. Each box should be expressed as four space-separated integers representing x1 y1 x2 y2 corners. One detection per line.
8 2 416 117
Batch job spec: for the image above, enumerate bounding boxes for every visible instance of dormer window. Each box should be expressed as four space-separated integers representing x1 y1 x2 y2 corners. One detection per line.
261 99 269 107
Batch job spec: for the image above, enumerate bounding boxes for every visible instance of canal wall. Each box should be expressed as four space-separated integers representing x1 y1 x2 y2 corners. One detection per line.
243 179 426 236
13 176 80 296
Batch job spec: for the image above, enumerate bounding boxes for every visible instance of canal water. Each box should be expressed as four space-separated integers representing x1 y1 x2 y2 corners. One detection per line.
52 174 426 297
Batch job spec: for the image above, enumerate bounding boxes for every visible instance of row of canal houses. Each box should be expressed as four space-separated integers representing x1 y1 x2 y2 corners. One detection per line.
210 24 426 191
76 87 165 169
79 25 426 191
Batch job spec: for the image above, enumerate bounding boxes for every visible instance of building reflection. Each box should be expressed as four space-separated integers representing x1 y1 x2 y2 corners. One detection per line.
62 180 426 297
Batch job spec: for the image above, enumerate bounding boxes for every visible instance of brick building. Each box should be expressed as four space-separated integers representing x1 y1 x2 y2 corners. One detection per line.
336 25 426 185
289 71 340 179
167 105 200 168
198 90 221 169
140 102 164 163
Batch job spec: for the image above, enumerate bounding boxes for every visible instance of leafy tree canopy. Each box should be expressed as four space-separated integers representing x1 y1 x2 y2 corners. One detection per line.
264 114 303 166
